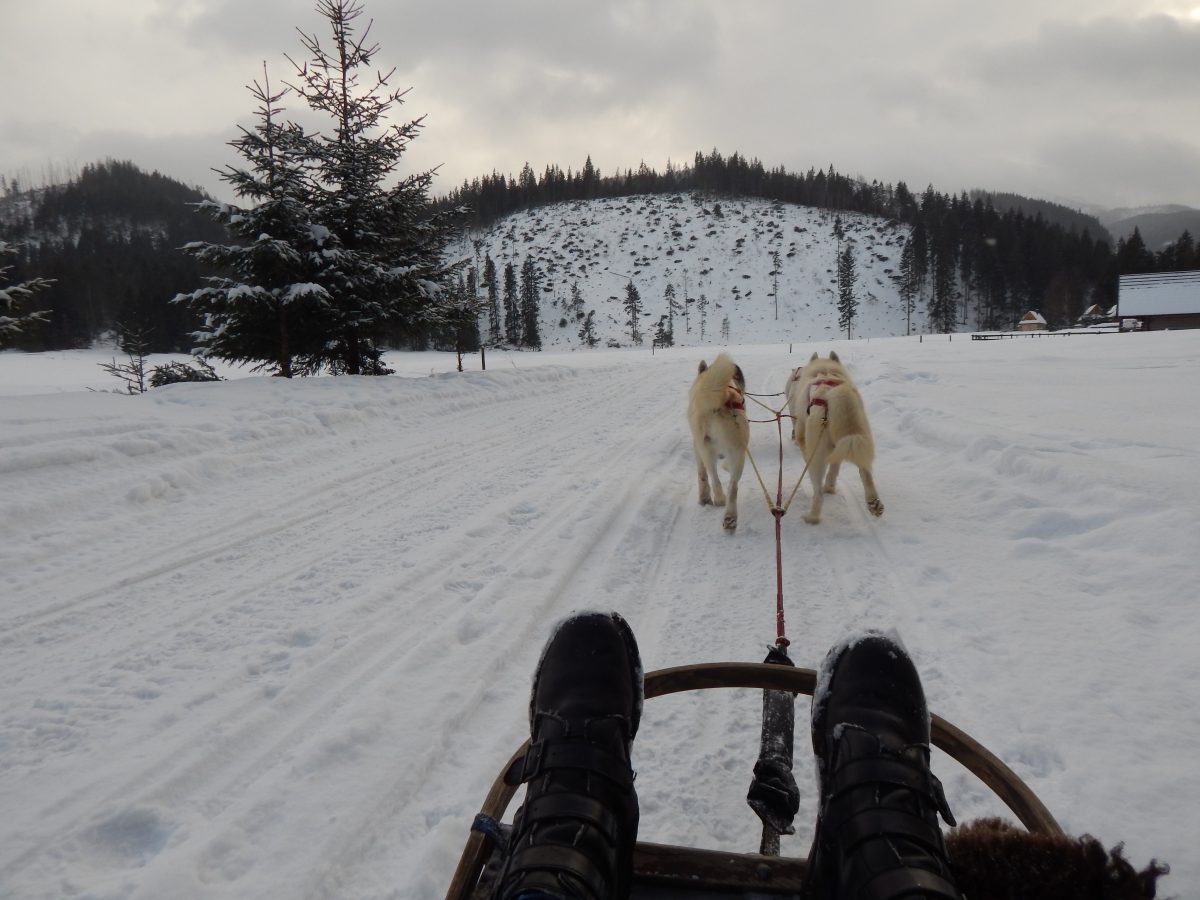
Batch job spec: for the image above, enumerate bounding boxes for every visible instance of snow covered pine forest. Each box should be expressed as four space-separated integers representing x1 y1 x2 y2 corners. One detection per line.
1 192 1198 899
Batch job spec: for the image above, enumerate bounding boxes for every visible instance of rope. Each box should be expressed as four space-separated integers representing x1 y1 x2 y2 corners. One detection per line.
738 391 827 649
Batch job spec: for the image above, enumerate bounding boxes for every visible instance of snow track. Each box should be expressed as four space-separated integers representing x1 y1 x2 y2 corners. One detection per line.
2 336 1197 898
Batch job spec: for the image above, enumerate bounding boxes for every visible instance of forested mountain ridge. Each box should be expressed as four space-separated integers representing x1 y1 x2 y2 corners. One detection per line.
968 191 1111 241
444 150 1200 340
4 153 1199 354
0 160 224 351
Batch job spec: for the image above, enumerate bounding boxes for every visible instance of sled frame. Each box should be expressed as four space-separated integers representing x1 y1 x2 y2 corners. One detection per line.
445 661 1062 900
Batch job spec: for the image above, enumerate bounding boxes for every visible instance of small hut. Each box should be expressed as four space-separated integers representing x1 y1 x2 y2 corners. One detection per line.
1016 310 1047 331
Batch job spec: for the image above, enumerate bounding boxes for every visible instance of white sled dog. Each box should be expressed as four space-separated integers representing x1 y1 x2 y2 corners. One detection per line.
688 353 750 533
785 351 883 524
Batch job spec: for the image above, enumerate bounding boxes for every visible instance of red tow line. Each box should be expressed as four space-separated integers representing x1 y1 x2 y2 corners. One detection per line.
771 404 789 649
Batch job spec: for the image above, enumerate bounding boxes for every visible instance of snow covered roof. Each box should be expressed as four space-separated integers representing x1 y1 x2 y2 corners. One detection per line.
1118 269 1200 316
1020 310 1047 323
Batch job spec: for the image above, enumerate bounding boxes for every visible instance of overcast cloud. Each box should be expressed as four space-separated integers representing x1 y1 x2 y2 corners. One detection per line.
3 0 1198 212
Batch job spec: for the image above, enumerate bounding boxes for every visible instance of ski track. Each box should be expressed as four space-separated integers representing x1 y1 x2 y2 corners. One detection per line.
0 361 708 899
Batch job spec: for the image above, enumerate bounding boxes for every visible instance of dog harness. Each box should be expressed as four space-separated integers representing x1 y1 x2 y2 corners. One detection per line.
807 379 842 414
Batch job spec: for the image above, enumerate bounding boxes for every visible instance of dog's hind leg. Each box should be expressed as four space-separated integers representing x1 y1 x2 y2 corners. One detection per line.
823 460 841 495
804 457 828 524
722 451 745 533
858 466 884 517
701 440 726 507
694 441 714 505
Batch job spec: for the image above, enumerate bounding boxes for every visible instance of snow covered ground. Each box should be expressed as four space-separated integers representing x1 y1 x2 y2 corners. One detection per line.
1 332 1197 899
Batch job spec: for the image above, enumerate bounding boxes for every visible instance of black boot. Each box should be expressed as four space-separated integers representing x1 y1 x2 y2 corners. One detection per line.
492 612 642 900
802 632 963 900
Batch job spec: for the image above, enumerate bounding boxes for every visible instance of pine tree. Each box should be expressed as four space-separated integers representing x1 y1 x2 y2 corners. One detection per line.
837 243 858 339
652 314 673 348
578 309 598 347
483 254 500 344
720 315 730 342
0 240 52 348
287 0 458 374
910 217 930 317
442 273 481 367
502 261 520 344
769 249 781 320
174 67 329 376
898 237 918 336
519 255 541 348
663 283 680 341
622 280 642 345
456 266 482 353
568 280 586 320
1116 228 1154 274
928 221 959 333
698 292 709 340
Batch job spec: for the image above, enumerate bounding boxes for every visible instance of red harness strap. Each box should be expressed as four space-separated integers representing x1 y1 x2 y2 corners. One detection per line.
807 378 841 414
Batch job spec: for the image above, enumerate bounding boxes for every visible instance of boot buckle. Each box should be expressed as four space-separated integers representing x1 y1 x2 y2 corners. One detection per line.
503 741 547 786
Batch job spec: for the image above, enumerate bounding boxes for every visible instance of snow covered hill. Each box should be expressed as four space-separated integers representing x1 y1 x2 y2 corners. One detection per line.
1 332 1197 899
453 193 920 349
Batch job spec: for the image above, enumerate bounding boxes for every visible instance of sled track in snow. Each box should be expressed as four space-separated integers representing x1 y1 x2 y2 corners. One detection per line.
303 437 689 899
0 363 697 896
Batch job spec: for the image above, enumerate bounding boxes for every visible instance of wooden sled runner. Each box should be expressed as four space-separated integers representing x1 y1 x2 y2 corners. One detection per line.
445 661 1062 900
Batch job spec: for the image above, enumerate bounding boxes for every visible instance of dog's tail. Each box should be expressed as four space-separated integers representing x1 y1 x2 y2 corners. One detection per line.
828 433 874 467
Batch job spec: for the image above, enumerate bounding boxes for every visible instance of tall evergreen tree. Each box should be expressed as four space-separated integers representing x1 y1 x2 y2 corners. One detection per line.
898 237 918 336
1116 227 1154 274
663 283 680 340
442 272 481 365
502 261 520 344
174 67 329 376
769 249 781 320
578 309 598 347
483 254 500 344
287 0 458 374
568 280 586 320
622 280 642 345
0 240 51 348
652 314 673 348
837 243 858 339
519 255 542 348
910 217 930 316
928 240 960 333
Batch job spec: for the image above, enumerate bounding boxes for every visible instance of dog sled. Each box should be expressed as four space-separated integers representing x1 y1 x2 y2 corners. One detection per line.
443 659 1061 900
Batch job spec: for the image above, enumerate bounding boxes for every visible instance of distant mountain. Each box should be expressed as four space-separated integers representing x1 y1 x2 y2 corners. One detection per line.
1099 205 1200 250
970 191 1111 242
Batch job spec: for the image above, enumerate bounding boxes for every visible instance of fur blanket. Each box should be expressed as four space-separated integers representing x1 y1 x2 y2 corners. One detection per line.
947 818 1169 900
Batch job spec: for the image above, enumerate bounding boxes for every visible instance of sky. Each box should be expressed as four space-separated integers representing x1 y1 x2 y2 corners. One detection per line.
4 1 1200 213
1 331 1197 899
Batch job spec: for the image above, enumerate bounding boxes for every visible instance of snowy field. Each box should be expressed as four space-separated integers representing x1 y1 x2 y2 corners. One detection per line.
1 332 1197 899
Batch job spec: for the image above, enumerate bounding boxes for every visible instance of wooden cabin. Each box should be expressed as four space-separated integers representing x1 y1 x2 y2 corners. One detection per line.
1016 310 1047 331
